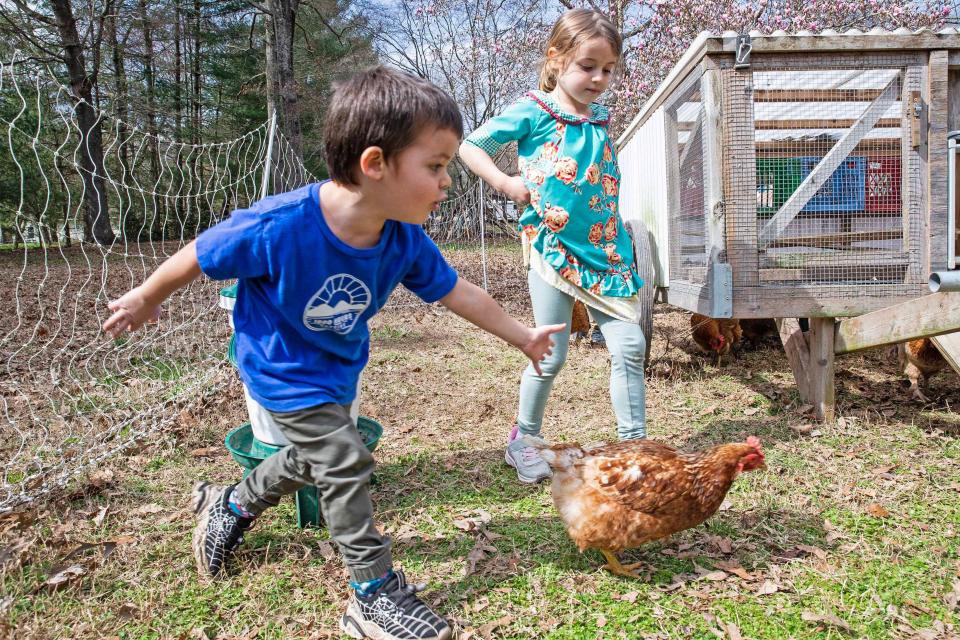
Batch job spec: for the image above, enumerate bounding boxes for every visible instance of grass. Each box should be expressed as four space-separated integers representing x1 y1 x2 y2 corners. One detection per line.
2 299 959 639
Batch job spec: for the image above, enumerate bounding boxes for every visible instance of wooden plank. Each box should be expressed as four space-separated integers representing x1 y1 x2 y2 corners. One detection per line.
759 72 901 245
702 69 725 268
753 89 885 103
760 250 909 269
706 32 960 56
808 317 836 423
664 101 682 288
663 281 714 315
733 288 926 318
754 117 902 130
776 318 811 402
760 268 803 281
948 69 960 131
928 50 950 271
931 332 960 376
767 229 903 250
755 139 900 154
834 292 960 353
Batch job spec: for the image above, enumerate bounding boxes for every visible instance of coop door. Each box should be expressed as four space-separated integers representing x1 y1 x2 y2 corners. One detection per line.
750 62 922 287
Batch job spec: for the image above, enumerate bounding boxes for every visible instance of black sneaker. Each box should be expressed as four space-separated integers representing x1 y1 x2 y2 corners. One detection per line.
340 570 451 640
590 325 606 347
190 482 254 579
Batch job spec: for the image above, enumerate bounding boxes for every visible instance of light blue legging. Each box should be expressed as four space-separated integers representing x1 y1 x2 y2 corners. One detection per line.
518 268 647 441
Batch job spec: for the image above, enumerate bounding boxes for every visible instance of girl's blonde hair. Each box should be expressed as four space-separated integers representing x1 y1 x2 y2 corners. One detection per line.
539 9 622 93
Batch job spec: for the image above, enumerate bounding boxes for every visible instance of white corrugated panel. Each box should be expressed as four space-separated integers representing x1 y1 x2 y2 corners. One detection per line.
618 107 670 287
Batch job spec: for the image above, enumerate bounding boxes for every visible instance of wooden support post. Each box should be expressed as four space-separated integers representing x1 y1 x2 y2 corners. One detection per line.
776 317 836 423
776 318 810 402
808 318 836 424
834 292 960 354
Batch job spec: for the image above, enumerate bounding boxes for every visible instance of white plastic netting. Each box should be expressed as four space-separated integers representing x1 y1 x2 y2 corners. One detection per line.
0 53 519 512
0 54 315 512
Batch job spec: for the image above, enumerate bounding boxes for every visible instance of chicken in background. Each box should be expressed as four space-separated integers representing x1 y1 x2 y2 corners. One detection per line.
739 318 779 348
532 436 766 578
570 300 591 344
690 313 742 364
898 338 948 402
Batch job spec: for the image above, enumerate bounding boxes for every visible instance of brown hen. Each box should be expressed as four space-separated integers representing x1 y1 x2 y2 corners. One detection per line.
898 338 948 402
534 436 765 578
570 300 591 343
691 314 742 364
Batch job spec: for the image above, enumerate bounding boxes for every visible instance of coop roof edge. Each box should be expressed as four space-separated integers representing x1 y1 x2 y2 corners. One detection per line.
617 27 960 149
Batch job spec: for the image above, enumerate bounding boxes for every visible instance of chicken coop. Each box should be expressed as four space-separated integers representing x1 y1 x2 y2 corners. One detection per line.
618 29 960 420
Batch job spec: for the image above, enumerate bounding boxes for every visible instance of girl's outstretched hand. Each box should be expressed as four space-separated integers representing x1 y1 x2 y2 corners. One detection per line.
521 323 566 375
103 287 162 338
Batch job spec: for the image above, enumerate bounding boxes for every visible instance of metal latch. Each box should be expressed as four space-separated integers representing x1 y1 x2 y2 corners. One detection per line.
735 34 752 69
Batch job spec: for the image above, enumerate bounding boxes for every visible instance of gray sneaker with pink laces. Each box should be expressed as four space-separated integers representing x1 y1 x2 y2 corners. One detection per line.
504 425 552 484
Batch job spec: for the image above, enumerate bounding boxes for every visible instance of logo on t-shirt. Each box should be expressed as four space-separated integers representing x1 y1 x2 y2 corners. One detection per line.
302 274 372 335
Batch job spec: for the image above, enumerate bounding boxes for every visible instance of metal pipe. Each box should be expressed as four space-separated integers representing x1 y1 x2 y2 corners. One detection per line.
929 271 960 292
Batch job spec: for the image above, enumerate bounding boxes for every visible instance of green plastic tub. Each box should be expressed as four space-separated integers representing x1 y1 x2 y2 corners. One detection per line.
224 417 384 528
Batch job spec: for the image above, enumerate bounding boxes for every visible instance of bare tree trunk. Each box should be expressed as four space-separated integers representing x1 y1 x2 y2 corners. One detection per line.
192 0 202 147
265 0 302 160
50 0 114 246
109 12 130 174
137 0 163 235
174 0 183 139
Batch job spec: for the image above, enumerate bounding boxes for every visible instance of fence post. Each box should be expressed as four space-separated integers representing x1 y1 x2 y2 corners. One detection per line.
260 112 278 201
479 180 488 291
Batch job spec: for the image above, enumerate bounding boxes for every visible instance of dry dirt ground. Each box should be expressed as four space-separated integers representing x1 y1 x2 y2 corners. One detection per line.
1 244 959 639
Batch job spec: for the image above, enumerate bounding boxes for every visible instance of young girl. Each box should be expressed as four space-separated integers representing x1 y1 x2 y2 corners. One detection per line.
460 8 647 484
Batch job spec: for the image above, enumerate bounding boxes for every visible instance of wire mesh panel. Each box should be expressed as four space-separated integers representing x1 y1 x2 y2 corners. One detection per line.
665 69 711 300
718 52 929 316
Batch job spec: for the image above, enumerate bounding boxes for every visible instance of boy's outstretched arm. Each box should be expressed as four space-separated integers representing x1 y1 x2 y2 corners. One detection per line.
102 240 203 338
439 278 564 375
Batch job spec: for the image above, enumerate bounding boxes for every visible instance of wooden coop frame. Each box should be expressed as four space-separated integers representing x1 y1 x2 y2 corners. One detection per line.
617 29 960 421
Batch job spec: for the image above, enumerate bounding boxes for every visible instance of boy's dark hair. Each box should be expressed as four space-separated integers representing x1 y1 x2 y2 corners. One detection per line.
323 67 464 185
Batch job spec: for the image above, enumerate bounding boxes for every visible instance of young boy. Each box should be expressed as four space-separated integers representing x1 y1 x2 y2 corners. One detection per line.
103 67 564 640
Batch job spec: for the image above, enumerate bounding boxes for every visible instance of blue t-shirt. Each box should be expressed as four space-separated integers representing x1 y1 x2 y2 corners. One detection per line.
196 182 459 412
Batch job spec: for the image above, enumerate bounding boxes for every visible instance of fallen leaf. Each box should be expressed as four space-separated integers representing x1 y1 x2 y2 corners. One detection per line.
801 611 854 633
716 537 733 554
703 570 729 582
943 579 960 611
130 504 164 517
453 519 476 532
757 579 779 595
619 590 640 604
43 564 86 591
796 544 827 560
477 614 514 639
744 407 760 416
796 404 815 416
596 614 607 628
866 503 891 518
464 538 497 577
714 560 753 581
789 423 815 435
699 404 719 417
93 506 109 527
719 618 742 640
89 469 114 489
189 447 222 458
316 541 337 561
117 602 139 620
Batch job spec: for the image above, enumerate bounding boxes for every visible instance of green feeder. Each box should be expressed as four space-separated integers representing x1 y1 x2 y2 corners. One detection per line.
224 416 384 528
227 334 237 368
219 282 238 311
756 157 802 218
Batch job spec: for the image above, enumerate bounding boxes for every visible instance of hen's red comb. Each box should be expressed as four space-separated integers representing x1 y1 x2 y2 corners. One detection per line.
745 436 762 450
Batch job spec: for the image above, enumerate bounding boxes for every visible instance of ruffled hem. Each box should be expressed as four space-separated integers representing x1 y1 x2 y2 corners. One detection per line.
532 232 642 298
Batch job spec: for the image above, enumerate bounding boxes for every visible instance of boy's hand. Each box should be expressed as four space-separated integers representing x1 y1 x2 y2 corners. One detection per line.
103 287 162 338
499 175 530 208
521 323 566 375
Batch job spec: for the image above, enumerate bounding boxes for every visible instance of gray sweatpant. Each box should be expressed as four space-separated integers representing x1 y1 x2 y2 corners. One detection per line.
231 403 392 582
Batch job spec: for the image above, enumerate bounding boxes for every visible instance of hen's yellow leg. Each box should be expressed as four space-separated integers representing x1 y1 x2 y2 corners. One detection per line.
600 549 645 579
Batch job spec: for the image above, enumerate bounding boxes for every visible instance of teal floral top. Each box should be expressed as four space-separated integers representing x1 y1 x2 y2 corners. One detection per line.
465 90 642 297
